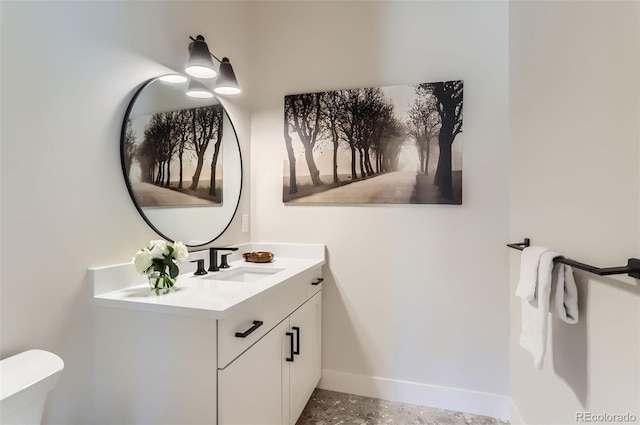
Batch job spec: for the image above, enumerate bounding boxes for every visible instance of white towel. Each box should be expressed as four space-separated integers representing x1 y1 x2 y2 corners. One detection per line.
516 247 579 369
552 263 579 324
515 246 551 301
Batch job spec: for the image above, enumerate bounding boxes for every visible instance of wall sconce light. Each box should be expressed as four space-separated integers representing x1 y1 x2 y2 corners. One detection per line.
186 80 214 99
214 58 241 95
159 74 188 84
185 35 241 96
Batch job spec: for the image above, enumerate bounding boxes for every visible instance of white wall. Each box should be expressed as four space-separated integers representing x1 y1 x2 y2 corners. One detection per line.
0 2 252 423
13 2 639 424
509 2 640 424
248 1 510 418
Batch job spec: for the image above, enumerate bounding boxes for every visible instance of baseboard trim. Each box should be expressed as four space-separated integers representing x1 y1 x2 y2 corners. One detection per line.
318 369 510 421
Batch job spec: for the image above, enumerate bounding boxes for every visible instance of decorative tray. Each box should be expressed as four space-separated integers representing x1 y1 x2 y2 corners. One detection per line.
243 251 274 263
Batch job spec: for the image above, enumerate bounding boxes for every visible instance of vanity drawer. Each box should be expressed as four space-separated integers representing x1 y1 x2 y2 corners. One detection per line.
307 266 323 298
263 267 323 327
217 296 269 369
217 266 323 369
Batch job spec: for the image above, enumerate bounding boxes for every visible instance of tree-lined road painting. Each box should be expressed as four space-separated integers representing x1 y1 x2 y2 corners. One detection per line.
124 104 225 208
288 171 417 204
129 182 213 206
283 81 463 205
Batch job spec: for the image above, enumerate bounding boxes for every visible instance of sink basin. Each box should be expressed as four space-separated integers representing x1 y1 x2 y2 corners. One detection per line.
204 266 284 283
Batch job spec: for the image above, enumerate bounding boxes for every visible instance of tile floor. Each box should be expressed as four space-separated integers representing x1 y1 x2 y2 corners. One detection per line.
296 389 509 425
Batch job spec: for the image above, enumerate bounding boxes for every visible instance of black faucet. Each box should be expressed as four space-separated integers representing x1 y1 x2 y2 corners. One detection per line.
191 259 208 275
219 253 232 269
208 247 239 272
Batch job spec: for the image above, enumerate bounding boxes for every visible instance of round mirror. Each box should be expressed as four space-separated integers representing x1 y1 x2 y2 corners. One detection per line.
121 75 242 247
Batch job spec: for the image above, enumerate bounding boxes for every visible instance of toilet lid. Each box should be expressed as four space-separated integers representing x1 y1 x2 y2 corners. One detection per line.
0 349 64 401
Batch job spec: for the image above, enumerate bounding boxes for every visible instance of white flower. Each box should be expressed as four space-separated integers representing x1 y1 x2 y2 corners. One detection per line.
133 249 153 273
172 241 189 262
148 240 169 259
133 239 187 277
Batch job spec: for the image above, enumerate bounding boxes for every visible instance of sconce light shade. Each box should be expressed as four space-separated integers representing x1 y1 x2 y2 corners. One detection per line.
159 74 188 84
214 57 241 95
186 80 213 99
186 35 217 79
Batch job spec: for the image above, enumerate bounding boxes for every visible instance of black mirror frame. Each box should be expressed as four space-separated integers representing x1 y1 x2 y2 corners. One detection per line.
120 76 243 247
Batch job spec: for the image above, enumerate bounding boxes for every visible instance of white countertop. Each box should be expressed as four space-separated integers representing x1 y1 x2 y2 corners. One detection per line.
89 243 325 319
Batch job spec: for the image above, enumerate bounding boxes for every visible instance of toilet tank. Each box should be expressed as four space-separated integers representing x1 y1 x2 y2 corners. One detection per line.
0 349 64 425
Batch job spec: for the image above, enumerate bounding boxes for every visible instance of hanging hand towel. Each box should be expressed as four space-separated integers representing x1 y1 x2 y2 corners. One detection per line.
552 262 579 324
515 246 551 301
517 249 580 369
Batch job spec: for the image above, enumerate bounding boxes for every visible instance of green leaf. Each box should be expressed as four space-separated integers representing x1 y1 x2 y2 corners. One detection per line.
169 262 179 279
152 258 164 271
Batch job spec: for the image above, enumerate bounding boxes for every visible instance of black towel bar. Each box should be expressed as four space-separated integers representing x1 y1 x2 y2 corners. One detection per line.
507 238 640 279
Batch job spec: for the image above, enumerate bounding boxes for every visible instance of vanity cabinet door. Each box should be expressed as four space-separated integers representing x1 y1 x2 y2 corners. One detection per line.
288 292 322 424
218 320 289 425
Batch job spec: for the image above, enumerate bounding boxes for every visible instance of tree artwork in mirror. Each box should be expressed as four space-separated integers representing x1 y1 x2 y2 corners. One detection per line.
121 75 242 247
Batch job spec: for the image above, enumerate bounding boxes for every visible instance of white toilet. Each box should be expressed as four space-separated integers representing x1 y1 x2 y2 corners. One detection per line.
0 349 64 425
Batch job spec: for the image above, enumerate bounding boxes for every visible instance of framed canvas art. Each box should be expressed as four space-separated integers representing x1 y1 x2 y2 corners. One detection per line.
283 80 463 205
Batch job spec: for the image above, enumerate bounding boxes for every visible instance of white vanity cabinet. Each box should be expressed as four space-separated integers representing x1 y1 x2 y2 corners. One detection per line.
218 291 322 425
287 291 322 423
92 249 324 425
218 319 289 425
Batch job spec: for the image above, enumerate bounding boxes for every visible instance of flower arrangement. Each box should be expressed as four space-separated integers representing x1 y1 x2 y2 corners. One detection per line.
133 240 189 291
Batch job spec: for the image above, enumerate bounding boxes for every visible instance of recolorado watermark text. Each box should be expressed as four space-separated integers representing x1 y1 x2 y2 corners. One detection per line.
576 412 637 423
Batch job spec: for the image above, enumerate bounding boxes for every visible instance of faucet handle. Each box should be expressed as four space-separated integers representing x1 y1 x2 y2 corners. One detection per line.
191 259 207 275
219 253 232 269
208 247 238 272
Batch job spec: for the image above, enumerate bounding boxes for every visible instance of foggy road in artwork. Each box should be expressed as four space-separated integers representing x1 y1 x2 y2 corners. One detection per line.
132 182 211 207
289 171 417 204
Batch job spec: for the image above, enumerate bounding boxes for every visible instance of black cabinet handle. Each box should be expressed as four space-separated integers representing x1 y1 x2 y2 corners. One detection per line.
286 332 295 362
292 326 300 355
311 278 324 285
235 320 263 338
